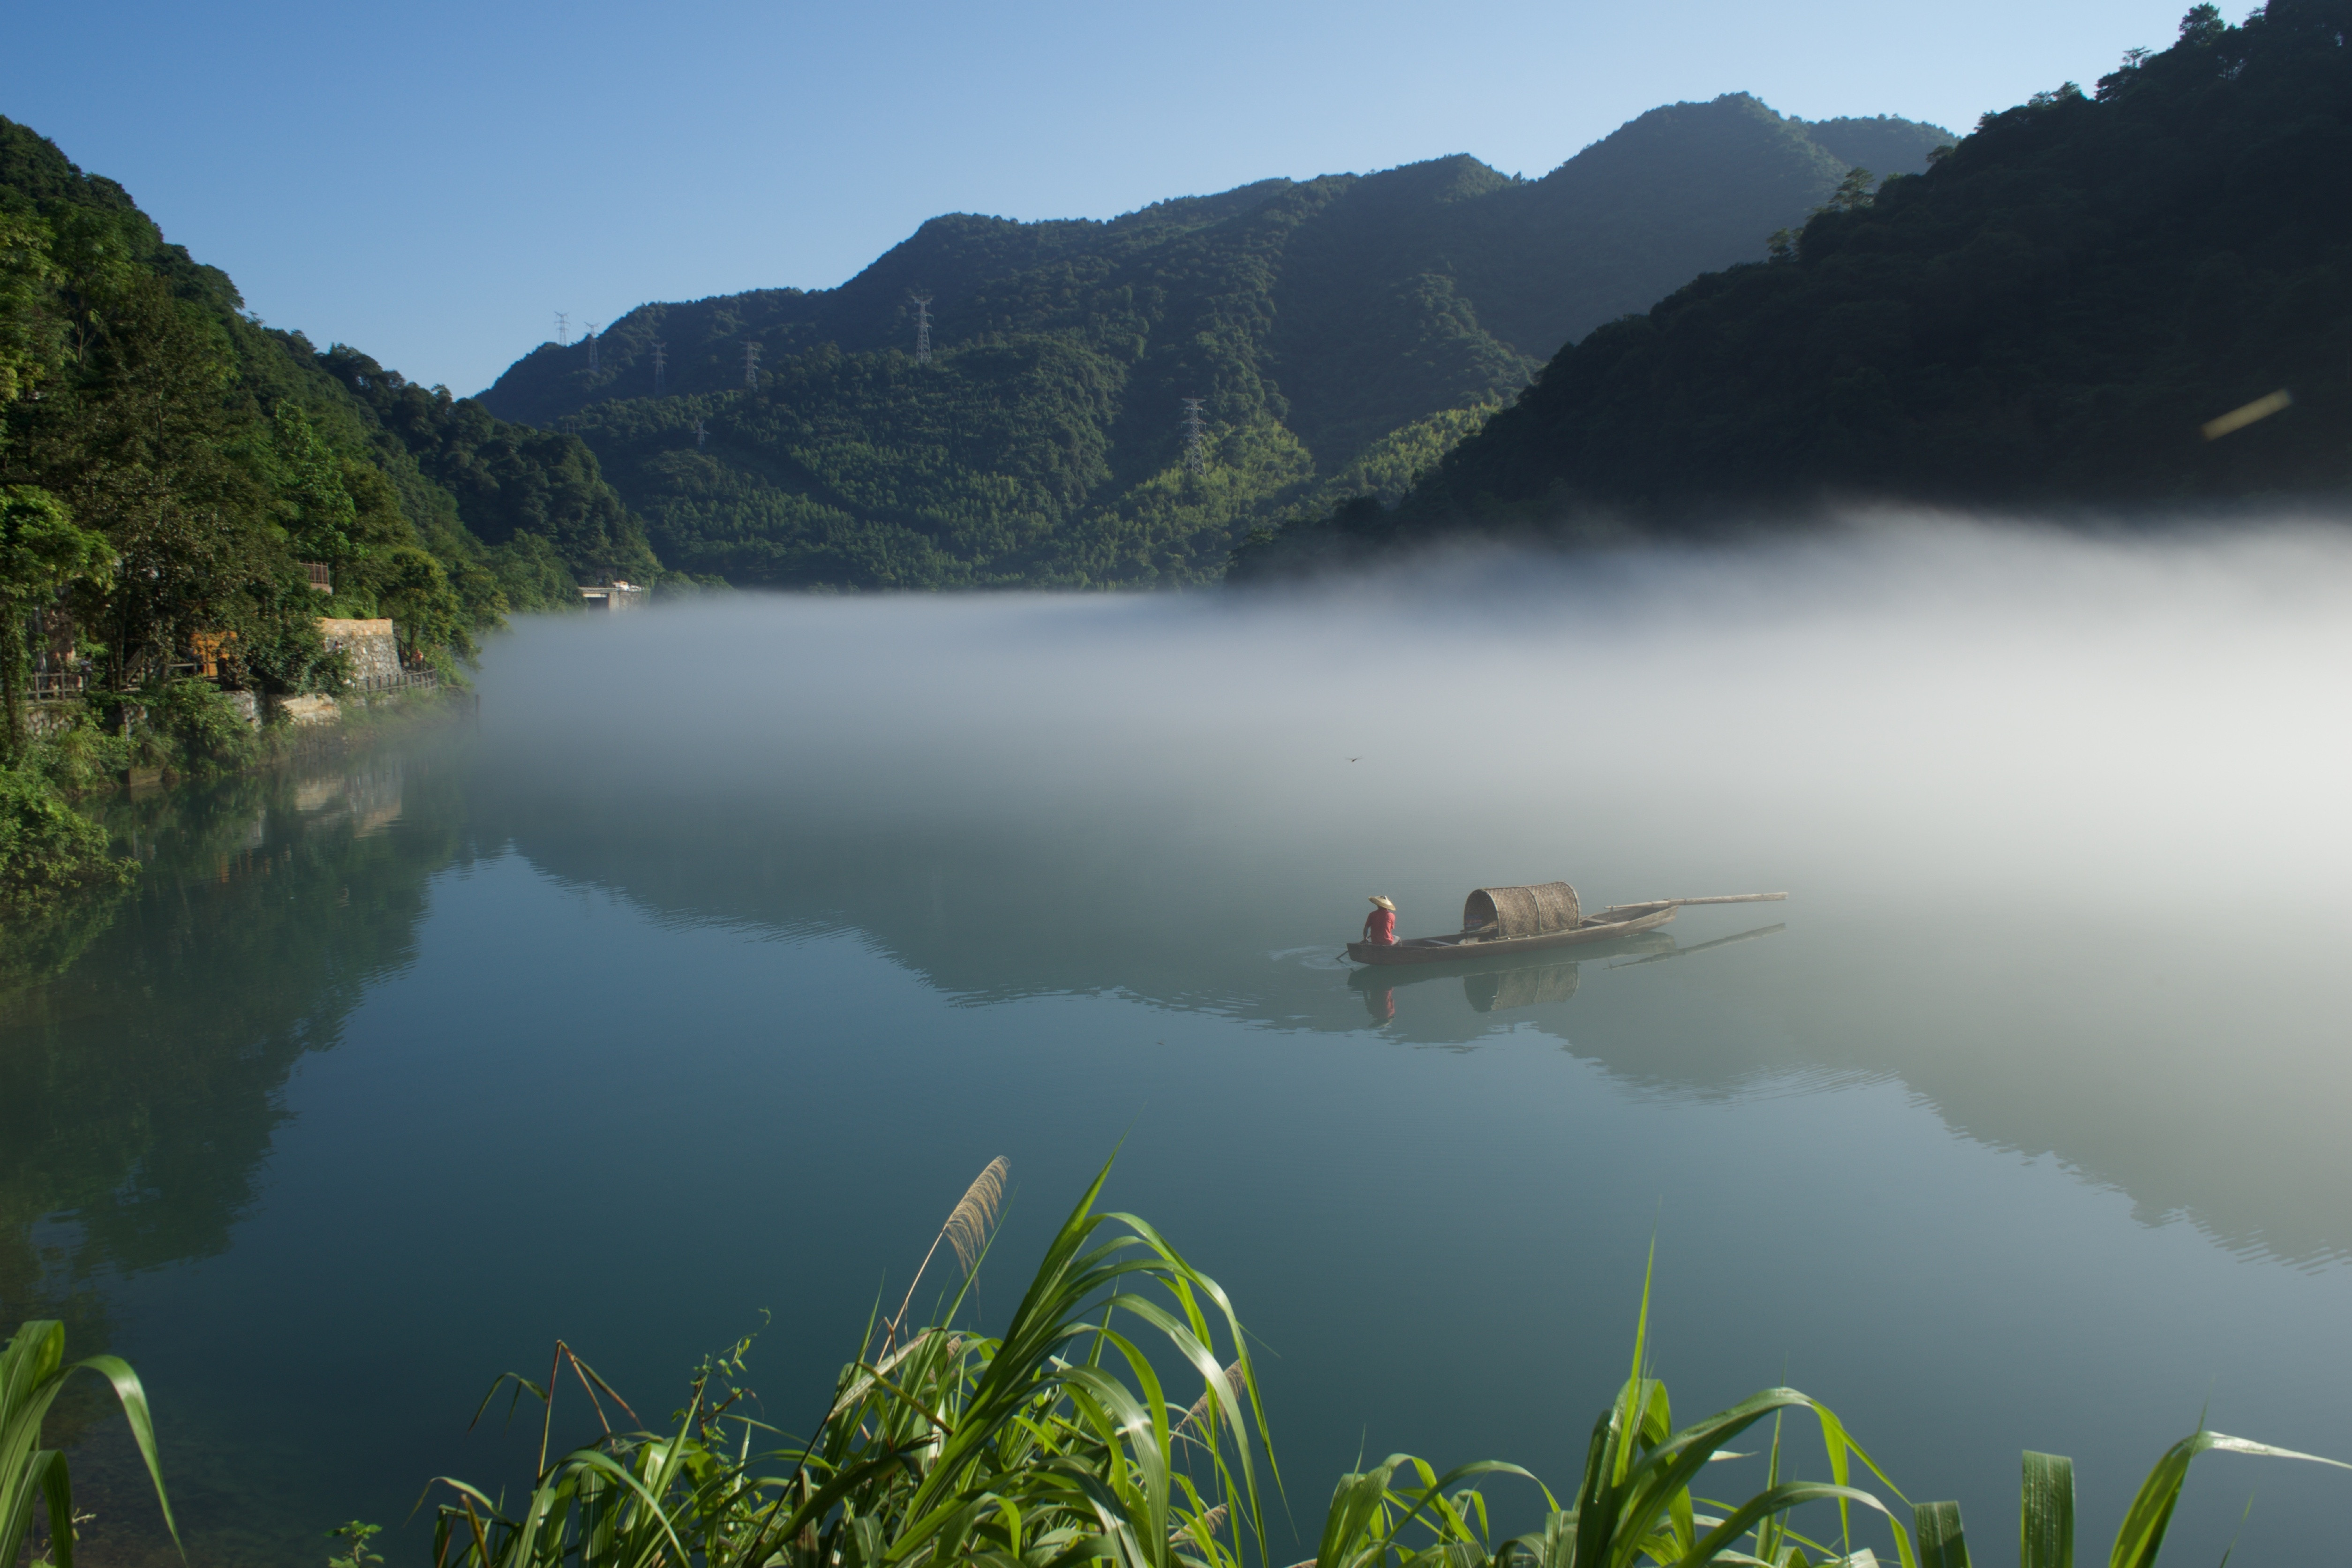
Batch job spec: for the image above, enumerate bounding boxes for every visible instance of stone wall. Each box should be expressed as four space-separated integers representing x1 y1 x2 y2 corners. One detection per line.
25 701 82 738
277 694 342 727
317 618 400 684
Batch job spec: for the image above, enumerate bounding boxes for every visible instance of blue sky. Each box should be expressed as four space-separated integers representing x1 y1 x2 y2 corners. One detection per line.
6 0 2191 397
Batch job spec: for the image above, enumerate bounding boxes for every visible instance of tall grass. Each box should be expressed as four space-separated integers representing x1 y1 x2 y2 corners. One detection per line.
0 1318 175 1568
8 1161 2345 1566
422 1157 1272 1568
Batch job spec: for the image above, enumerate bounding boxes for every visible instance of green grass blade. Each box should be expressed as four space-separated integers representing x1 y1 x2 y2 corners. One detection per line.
31 1448 72 1568
2110 1430 2351 1568
1913 1501 1968 1568
2019 1452 2073 1568
1671 1483 1900 1568
67 1354 178 1551
1615 1240 1658 1490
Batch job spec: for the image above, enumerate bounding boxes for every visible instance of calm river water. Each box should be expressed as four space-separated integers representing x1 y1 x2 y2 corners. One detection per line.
9 528 2352 1566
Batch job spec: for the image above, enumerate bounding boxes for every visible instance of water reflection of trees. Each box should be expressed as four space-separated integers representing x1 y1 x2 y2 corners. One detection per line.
0 747 473 1369
482 786 2352 1269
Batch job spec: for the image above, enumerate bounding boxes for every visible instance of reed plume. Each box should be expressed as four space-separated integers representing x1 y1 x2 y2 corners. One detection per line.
943 1157 1008 1274
883 1157 1009 1355
1171 1504 1226 1548
1174 1360 1247 1447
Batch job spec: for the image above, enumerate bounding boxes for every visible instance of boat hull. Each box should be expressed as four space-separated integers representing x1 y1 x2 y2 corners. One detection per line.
1346 905 1677 966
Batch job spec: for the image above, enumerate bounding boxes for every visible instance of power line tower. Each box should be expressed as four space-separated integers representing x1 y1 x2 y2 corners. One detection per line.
583 322 600 372
652 341 668 396
1180 397 1207 475
694 418 709 450
743 341 762 389
555 310 570 345
911 294 933 364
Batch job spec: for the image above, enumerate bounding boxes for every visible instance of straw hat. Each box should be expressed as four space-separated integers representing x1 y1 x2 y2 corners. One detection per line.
1368 895 1396 912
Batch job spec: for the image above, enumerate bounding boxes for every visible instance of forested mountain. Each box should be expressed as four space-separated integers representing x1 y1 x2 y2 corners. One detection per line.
0 116 656 700
480 96 1952 588
1235 0 2352 575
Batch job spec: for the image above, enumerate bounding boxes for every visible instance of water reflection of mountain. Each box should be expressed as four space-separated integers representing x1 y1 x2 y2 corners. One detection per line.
0 747 475 1353
484 782 2352 1268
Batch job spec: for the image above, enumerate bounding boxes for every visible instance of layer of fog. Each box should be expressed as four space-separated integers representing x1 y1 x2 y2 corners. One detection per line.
462 513 2352 1266
481 514 2352 920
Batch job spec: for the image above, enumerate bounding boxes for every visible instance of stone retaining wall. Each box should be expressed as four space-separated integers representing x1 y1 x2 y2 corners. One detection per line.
25 701 82 738
277 694 342 727
317 618 400 684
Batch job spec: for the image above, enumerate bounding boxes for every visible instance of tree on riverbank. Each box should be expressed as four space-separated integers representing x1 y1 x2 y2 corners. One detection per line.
0 485 107 760
0 113 666 698
0 114 672 902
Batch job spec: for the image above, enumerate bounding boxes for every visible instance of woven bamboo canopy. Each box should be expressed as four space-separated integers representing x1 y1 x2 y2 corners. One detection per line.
1462 882 1581 939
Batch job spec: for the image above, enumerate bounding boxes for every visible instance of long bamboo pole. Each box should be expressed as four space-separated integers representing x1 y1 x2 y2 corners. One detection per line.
1598 892 1789 912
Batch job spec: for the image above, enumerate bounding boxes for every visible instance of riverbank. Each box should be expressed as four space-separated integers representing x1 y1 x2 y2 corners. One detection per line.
0 680 468 911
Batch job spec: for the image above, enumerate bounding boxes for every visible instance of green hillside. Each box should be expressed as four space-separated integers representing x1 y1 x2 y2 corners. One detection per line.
0 114 658 697
481 95 1952 588
1235 0 2352 575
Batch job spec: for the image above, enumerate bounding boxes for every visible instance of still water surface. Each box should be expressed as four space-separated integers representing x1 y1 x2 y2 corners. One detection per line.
9 528 2352 1565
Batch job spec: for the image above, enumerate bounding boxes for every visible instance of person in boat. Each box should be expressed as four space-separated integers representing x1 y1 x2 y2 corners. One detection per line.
1364 895 1398 946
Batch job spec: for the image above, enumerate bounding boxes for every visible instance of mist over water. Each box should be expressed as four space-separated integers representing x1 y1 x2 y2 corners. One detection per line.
457 519 2352 1553
19 517 2352 1567
485 515 2352 947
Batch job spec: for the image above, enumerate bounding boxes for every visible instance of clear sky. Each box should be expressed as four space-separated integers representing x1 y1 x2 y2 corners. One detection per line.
4 0 2192 398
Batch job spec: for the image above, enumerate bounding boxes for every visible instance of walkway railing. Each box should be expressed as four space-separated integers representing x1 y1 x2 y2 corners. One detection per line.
344 669 439 695
30 667 90 700
21 664 436 700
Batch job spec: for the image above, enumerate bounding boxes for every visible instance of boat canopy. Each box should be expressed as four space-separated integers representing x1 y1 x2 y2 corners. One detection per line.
1463 882 1581 939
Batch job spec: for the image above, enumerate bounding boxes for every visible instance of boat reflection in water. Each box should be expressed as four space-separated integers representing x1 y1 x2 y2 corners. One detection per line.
1349 923 1787 1025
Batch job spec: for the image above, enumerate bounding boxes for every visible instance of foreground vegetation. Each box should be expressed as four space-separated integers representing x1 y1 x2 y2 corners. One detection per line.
11 1160 2344 1567
1232 0 2352 578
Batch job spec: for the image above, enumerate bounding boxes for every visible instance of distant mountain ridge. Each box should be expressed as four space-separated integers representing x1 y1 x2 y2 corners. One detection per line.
1225 0 2352 577
481 95 1952 588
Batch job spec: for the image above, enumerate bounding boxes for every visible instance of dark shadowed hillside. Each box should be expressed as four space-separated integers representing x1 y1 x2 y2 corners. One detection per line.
1233 0 2352 577
479 96 1951 588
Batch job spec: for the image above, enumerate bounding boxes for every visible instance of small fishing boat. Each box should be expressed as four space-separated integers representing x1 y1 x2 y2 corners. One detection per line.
1344 882 1786 967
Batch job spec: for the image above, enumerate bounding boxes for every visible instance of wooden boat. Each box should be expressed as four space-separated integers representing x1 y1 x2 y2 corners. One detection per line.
1344 882 1786 967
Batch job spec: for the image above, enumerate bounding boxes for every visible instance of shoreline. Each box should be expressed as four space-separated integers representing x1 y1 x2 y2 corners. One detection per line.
0 684 471 915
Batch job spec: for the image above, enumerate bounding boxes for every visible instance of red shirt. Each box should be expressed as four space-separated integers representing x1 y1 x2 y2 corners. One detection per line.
1363 907 1396 944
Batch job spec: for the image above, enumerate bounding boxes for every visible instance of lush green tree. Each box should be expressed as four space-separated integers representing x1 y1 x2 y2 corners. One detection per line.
0 210 60 413
376 545 473 665
0 484 107 759
0 111 660 691
318 346 661 592
16 253 312 688
0 758 132 904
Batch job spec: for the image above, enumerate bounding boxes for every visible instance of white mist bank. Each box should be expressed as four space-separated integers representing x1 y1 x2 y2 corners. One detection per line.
476 517 2352 919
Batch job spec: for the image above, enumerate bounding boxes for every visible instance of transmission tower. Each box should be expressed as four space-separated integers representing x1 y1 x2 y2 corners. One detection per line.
1179 397 1207 475
555 310 570 345
583 322 600 372
743 341 762 389
911 294 933 364
652 341 668 396
694 418 709 450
